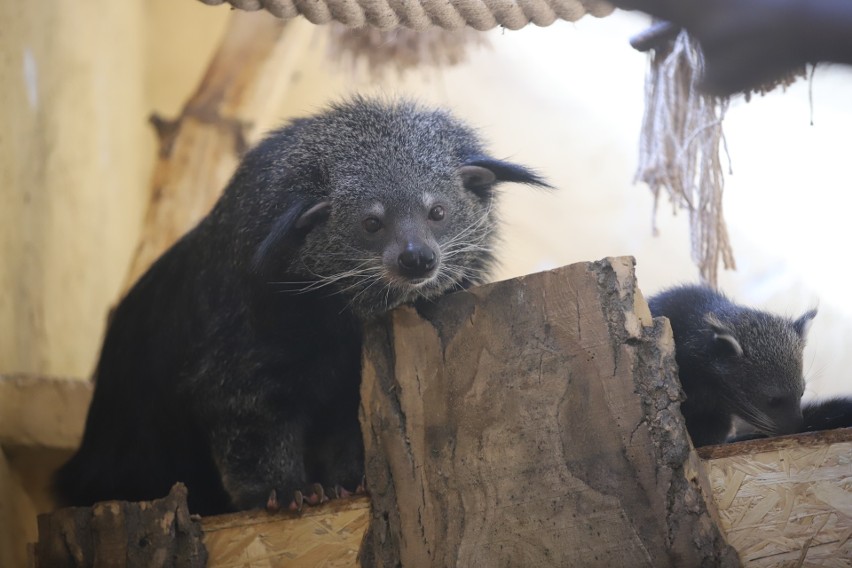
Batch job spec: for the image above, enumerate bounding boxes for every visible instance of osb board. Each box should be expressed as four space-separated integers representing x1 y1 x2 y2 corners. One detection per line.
201 496 369 567
700 429 852 567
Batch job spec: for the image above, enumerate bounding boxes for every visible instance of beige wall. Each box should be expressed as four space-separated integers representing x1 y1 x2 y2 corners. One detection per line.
1 1 147 377
0 1 229 379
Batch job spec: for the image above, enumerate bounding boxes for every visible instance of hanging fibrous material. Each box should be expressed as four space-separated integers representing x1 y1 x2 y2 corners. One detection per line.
635 30 734 287
634 27 806 287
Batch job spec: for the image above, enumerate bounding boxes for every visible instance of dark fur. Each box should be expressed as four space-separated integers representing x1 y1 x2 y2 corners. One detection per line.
801 397 852 431
648 285 817 447
54 98 548 514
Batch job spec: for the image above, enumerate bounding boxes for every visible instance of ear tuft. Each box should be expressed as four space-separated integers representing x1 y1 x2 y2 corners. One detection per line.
295 201 331 230
252 201 330 274
793 308 817 339
459 165 497 191
704 313 743 357
460 158 552 196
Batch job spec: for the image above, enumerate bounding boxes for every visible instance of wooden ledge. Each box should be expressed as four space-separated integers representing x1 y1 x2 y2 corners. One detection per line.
0 374 92 451
700 428 852 565
697 427 852 460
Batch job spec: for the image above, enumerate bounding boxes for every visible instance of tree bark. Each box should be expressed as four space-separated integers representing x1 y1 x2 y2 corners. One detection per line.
359 256 739 567
32 484 206 568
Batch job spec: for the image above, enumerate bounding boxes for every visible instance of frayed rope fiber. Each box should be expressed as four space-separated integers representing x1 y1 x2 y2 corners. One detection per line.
636 30 735 288
636 30 806 287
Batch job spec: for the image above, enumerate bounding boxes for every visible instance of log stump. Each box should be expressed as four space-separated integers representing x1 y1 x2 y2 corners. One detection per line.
359 256 740 567
31 484 206 568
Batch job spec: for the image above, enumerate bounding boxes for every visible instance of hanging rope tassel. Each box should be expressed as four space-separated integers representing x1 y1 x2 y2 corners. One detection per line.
635 30 735 288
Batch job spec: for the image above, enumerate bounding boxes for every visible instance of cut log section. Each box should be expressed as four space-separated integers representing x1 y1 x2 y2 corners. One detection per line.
359 256 739 567
31 484 207 568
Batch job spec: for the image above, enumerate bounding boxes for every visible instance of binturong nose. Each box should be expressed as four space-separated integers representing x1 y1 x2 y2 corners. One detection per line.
397 242 437 278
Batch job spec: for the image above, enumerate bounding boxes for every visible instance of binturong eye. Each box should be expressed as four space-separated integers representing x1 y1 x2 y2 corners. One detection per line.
361 217 382 233
429 205 445 221
362 217 382 233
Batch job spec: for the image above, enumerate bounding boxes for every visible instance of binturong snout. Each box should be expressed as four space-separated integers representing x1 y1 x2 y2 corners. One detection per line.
397 241 438 279
764 401 804 436
779 407 804 435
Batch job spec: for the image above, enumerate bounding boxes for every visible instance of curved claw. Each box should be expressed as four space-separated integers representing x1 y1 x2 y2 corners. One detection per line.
304 482 328 505
266 489 280 513
357 474 369 496
288 490 305 511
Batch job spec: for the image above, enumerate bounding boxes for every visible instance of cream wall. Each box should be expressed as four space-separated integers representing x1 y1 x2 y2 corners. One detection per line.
0 0 230 379
0 2 149 377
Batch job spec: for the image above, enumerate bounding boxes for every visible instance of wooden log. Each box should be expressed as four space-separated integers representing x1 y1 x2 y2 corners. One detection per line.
31 484 206 568
359 256 739 567
699 429 852 567
122 10 313 292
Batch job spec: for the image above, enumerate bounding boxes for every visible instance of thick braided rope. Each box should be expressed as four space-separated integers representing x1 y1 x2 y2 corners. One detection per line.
198 0 614 30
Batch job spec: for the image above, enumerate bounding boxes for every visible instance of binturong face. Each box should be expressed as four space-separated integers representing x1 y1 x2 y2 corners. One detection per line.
291 163 519 319
706 308 817 436
238 98 550 320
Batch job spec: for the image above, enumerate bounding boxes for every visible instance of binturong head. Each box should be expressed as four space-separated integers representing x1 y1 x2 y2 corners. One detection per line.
217 97 550 319
704 307 817 436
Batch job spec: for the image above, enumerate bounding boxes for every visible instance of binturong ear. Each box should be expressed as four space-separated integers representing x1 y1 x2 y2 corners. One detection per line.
252 201 331 274
459 158 552 198
793 308 818 339
704 313 744 357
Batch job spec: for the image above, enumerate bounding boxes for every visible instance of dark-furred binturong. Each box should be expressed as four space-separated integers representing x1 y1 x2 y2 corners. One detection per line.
54 97 549 515
648 285 817 447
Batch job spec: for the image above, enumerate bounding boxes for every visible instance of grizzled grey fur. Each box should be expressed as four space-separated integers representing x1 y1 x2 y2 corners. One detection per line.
54 97 548 514
648 285 816 447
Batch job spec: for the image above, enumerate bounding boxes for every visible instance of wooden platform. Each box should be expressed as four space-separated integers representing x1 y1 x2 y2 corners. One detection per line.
18 258 852 567
699 429 852 567
201 497 369 568
192 429 852 567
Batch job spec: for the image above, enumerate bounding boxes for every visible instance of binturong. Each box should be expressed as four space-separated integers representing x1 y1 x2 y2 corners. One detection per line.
54 97 549 515
648 285 817 447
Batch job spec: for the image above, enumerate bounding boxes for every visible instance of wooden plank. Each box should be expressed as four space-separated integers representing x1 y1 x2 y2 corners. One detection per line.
0 374 92 450
701 429 852 567
201 496 369 568
359 257 739 567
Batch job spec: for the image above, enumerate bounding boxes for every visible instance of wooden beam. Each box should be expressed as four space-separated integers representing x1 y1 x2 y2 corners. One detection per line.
123 9 313 293
202 496 369 567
